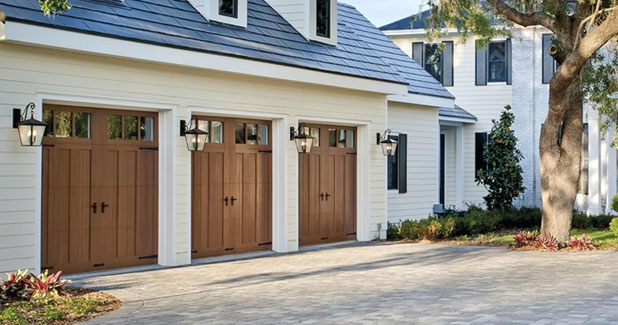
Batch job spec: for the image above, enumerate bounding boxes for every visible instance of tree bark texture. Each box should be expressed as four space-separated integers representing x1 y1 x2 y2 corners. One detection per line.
540 81 584 242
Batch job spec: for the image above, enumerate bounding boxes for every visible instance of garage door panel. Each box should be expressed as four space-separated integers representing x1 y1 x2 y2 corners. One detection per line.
46 148 71 267
91 149 119 262
117 150 137 258
333 155 345 235
320 155 334 238
241 153 257 245
136 150 157 257
68 149 91 263
208 152 225 249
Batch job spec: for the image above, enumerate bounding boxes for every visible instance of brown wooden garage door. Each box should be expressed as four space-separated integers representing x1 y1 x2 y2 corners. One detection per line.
299 124 357 245
191 117 272 258
41 104 158 274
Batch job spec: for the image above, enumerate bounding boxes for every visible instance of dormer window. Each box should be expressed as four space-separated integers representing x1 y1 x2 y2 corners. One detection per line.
316 0 330 38
219 0 237 18
187 0 247 28
309 0 337 45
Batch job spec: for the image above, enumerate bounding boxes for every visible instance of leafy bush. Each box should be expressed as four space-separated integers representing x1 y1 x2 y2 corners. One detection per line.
611 218 618 237
387 222 401 240
534 234 558 252
572 211 614 229
476 105 525 210
514 231 538 248
570 235 596 251
2 270 33 301
30 270 68 299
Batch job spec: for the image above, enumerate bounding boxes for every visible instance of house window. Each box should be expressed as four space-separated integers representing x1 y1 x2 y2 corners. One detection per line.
488 42 506 82
219 0 237 18
424 43 443 83
578 123 589 195
387 135 399 190
316 0 330 38
475 132 489 179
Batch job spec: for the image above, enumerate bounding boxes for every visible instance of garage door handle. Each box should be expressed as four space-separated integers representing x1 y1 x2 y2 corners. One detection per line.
231 196 238 206
224 196 229 206
91 202 97 214
101 202 109 213
320 193 325 201
325 193 331 201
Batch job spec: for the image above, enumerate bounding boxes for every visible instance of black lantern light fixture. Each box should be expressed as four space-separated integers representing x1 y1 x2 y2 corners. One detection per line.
377 129 397 156
180 119 208 152
13 102 47 147
290 126 314 153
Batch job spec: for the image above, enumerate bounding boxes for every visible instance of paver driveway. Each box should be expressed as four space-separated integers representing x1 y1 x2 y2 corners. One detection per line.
75 242 618 324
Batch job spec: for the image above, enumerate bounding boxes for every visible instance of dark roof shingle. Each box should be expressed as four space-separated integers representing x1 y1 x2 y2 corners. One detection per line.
0 0 453 99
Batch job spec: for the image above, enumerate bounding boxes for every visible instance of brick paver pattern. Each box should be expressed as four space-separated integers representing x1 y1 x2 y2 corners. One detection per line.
77 242 618 324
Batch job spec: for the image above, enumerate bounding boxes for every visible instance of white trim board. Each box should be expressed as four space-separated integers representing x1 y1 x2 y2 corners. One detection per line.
3 21 408 96
388 94 454 109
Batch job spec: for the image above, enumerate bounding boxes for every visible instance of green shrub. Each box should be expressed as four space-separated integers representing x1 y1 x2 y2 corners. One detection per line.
399 220 420 240
611 218 618 237
441 217 456 238
387 222 401 240
572 212 613 229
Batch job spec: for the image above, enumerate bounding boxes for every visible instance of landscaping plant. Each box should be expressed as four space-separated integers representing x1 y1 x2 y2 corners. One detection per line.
570 235 596 251
611 218 618 237
476 105 525 210
514 231 539 248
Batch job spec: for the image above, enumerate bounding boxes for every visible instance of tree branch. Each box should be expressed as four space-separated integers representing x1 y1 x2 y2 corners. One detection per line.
485 0 557 32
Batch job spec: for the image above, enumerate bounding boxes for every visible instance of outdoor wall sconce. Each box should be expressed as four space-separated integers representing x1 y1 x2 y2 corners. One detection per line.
180 119 208 152
290 126 313 153
377 129 397 157
13 102 47 147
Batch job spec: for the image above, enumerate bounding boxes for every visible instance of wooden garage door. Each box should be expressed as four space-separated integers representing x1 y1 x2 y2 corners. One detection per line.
299 124 357 245
41 104 158 274
191 117 272 258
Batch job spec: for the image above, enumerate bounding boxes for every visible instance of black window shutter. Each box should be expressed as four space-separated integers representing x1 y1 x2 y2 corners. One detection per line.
442 41 454 86
412 42 424 67
475 40 487 86
542 34 555 84
398 134 407 194
506 38 512 85
475 132 488 179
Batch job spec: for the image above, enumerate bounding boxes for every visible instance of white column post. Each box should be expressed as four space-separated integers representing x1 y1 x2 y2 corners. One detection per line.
455 125 464 209
606 124 617 215
272 117 290 252
587 110 602 215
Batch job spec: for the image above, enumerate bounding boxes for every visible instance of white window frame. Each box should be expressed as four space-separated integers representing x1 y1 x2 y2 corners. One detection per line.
191 0 248 28
309 0 338 46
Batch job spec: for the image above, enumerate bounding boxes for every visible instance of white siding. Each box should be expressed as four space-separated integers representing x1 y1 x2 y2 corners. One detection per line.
387 102 439 222
265 0 308 36
0 43 389 273
391 33 513 207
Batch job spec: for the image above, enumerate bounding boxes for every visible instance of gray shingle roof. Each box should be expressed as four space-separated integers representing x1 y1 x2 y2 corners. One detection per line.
380 12 426 31
339 3 452 99
0 0 453 99
439 105 477 121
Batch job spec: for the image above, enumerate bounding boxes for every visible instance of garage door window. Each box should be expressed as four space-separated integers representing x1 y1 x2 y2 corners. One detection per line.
42 109 91 139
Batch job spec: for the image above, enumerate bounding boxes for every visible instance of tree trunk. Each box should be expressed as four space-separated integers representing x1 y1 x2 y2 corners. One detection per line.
539 81 584 243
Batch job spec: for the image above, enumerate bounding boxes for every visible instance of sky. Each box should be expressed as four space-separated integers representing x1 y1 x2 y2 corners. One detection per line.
342 0 425 28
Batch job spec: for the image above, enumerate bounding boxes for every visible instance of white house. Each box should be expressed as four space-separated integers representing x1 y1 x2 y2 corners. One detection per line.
381 9 617 221
0 0 455 274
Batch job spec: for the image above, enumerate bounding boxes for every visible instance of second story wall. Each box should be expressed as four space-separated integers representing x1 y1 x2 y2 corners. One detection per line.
389 32 513 206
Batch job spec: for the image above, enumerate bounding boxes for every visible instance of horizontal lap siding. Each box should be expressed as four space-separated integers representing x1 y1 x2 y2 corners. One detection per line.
0 43 387 272
387 102 438 223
